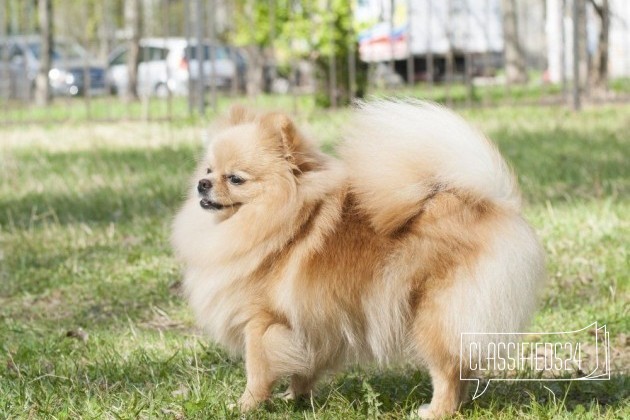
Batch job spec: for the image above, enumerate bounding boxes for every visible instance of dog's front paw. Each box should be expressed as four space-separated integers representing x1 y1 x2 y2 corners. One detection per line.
236 392 264 412
417 404 437 419
417 403 457 419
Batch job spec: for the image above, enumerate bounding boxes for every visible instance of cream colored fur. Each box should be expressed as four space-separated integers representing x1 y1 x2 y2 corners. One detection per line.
340 100 521 234
171 100 546 418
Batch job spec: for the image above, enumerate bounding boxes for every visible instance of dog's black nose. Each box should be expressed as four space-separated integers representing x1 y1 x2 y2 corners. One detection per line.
197 179 212 193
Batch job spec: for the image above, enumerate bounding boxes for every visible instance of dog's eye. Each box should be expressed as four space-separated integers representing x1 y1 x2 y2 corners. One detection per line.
228 175 245 185
206 168 212 174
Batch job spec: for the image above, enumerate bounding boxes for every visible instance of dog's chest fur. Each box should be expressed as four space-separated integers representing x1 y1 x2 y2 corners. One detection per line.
183 262 262 354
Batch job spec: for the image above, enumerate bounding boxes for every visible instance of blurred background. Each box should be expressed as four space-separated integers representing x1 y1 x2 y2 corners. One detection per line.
0 0 628 122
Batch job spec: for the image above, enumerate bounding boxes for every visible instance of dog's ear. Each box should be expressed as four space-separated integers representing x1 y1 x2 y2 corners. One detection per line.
259 112 323 174
259 112 300 163
226 104 256 126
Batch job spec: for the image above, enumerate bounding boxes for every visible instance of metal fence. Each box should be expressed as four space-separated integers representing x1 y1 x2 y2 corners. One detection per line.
0 0 628 124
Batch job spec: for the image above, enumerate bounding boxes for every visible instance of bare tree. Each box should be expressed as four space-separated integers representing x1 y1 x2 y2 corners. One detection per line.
501 0 528 84
99 0 115 63
578 0 589 89
125 0 141 100
35 0 53 106
572 0 582 109
589 0 609 88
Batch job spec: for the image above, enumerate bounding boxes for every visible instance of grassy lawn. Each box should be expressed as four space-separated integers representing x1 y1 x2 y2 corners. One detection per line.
2 78 629 124
0 103 628 418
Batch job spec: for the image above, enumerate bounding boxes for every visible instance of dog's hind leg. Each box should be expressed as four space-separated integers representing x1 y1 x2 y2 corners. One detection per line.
277 374 319 401
417 360 469 419
412 315 470 419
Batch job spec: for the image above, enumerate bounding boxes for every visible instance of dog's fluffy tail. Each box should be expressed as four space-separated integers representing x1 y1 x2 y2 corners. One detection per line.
339 99 521 234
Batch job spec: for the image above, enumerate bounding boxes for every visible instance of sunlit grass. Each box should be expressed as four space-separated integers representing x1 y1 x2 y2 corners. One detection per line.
0 103 628 418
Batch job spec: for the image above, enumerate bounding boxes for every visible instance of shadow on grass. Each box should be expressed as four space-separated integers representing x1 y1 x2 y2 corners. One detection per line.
463 375 630 414
1 146 197 229
492 128 628 204
3 124 628 232
3 337 627 418
0 237 181 316
284 369 629 416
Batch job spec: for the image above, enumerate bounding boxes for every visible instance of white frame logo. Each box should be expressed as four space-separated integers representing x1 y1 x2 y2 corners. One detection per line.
460 322 610 399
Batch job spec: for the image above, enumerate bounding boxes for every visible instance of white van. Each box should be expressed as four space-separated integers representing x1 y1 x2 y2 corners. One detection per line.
106 37 246 97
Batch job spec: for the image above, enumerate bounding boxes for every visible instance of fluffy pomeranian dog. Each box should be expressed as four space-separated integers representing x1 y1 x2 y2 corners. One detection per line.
171 100 545 418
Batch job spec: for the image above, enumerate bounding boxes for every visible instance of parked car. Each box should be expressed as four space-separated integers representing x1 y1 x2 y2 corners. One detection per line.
106 38 247 97
0 35 106 100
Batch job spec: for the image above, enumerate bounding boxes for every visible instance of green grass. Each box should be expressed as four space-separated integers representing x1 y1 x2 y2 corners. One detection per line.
0 91 319 124
1 104 628 418
2 77 629 124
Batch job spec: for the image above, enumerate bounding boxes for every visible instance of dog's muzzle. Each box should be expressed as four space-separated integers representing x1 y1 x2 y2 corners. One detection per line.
200 198 226 210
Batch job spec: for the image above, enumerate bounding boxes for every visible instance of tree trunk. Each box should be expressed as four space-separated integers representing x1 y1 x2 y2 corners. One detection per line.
501 0 528 84
314 2 367 108
35 0 53 106
244 0 263 97
572 0 581 109
99 0 114 63
125 0 141 100
244 46 264 97
576 0 588 92
589 0 609 88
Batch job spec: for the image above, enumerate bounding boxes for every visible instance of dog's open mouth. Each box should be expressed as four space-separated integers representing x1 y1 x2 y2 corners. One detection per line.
199 198 240 211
